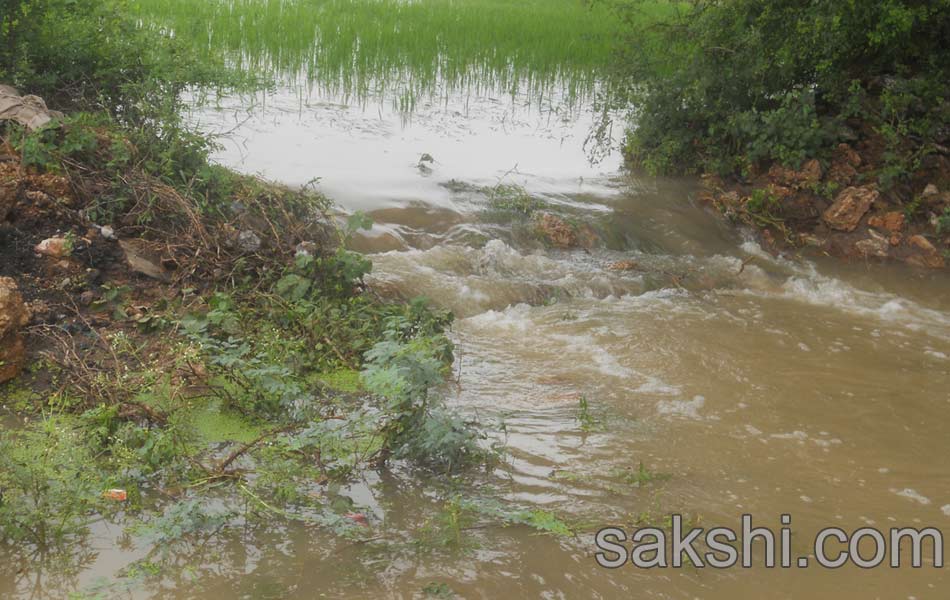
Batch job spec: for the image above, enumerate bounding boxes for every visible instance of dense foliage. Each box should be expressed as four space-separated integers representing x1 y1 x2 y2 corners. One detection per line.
612 0 950 177
0 0 244 128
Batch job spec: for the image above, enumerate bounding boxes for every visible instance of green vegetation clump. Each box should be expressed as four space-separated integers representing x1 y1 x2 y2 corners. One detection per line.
0 418 106 547
0 0 242 120
187 401 264 445
486 184 544 216
613 0 950 178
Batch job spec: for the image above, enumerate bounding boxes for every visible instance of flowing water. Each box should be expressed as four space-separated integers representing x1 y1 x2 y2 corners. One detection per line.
120 81 950 598
16 2 950 597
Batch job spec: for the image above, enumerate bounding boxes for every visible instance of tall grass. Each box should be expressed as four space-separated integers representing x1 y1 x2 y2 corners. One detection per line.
130 0 672 108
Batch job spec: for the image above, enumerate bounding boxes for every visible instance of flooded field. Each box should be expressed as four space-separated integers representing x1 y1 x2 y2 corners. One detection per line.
5 1 950 598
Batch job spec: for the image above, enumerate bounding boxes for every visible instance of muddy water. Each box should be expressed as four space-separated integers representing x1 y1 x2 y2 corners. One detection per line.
172 86 950 598
39 85 948 598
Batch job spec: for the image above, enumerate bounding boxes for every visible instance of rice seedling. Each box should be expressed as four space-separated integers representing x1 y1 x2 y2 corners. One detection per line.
130 0 675 109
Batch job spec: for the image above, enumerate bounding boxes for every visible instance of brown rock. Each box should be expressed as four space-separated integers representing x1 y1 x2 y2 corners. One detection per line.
535 213 577 248
779 192 821 221
837 144 862 167
867 211 905 234
922 184 939 198
768 159 822 189
119 239 171 281
0 277 31 383
905 235 945 269
34 237 70 258
828 144 862 186
607 260 639 272
800 159 823 186
854 231 890 258
766 184 793 201
697 174 725 205
822 186 879 232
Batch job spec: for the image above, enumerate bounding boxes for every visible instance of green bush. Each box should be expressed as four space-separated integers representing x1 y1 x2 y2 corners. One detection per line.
0 418 106 547
612 0 950 176
0 0 240 120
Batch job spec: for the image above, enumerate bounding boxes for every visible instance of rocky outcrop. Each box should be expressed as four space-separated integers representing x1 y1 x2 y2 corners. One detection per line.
827 144 862 186
822 186 879 232
607 260 639 271
533 212 599 249
0 277 31 383
698 133 947 269
854 230 890 258
535 212 578 248
768 159 822 189
868 211 905 234
906 235 945 269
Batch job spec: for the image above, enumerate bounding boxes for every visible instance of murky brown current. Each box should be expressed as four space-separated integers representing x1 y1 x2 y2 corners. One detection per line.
15 87 950 598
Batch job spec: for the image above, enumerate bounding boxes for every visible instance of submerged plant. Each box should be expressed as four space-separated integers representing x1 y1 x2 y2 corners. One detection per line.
362 329 491 471
486 184 543 216
576 395 598 432
614 461 671 488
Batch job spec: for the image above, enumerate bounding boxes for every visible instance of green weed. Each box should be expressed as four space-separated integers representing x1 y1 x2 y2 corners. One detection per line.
576 395 598 432
613 461 671 488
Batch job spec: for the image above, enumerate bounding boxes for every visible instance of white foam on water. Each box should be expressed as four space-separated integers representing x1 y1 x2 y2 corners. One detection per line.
656 395 706 419
549 333 633 378
771 430 809 442
634 377 682 396
740 240 784 263
729 253 950 341
457 283 491 304
893 488 932 505
465 303 534 332
478 239 557 276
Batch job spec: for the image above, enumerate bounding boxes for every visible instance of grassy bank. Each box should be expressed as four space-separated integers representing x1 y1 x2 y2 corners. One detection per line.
0 102 497 553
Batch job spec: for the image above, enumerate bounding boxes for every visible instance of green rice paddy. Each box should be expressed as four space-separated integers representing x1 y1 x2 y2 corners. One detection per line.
130 0 672 106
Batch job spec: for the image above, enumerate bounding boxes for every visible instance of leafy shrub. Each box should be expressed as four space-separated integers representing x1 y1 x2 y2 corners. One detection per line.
613 0 950 176
937 207 950 234
0 418 106 547
362 328 488 471
0 0 242 120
